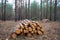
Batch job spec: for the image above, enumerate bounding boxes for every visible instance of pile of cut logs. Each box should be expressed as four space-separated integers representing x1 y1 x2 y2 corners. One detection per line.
11 19 45 39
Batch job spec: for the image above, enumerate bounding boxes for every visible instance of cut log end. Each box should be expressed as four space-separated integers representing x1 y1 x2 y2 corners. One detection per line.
16 29 21 34
12 19 45 37
11 32 17 39
37 31 42 35
27 33 32 37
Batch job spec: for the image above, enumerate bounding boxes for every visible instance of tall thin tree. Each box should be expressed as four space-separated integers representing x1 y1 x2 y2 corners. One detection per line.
27 0 30 19
20 0 22 20
18 0 22 20
46 0 48 19
40 0 42 20
1 0 6 21
15 0 17 21
4 0 6 21
21 0 24 19
25 0 27 19
54 0 57 21
1 0 4 21
50 0 52 20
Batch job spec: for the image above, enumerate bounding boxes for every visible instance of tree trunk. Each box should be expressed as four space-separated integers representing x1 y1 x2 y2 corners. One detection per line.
1 0 6 21
1 0 4 21
40 0 42 20
18 0 22 20
4 0 6 21
15 0 17 21
50 0 52 21
21 0 24 19
28 0 30 19
25 0 28 19
18 7 22 20
46 0 48 19
54 0 57 21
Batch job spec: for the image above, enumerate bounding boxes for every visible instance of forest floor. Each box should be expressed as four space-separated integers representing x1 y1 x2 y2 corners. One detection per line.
0 20 60 40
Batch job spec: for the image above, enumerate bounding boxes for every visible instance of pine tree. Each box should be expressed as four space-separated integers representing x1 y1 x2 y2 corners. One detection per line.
50 0 52 20
54 0 57 21
46 0 48 19
40 0 42 20
27 0 30 19
15 0 17 21
1 0 4 21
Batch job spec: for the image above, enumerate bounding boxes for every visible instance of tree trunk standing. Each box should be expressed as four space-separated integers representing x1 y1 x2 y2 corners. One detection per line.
40 0 42 20
54 0 57 21
1 0 6 21
50 0 52 21
21 0 23 20
25 0 28 19
27 0 30 19
21 0 24 19
1 0 4 21
18 7 22 20
15 0 17 21
4 0 6 21
18 0 22 20
46 0 48 19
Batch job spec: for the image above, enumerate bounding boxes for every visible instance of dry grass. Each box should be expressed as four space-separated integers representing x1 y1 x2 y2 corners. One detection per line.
0 21 60 40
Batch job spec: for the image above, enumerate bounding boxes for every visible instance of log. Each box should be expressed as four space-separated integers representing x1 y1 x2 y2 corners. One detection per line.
11 32 17 39
37 27 40 30
19 23 24 29
21 32 24 35
20 29 23 32
25 27 29 31
30 24 35 29
24 29 26 33
16 29 21 34
31 31 34 34
27 33 32 37
34 30 37 34
40 28 45 34
25 19 30 23
37 31 42 35
28 27 32 32
16 24 20 29
11 19 45 38
24 29 29 33
33 28 36 33
35 22 41 27
21 21 28 26
23 19 30 24
32 23 37 27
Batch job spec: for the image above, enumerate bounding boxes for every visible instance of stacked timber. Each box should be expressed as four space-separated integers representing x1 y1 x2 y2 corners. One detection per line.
11 19 45 39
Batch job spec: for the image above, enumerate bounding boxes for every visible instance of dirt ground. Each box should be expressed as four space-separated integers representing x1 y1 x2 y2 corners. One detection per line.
0 21 60 40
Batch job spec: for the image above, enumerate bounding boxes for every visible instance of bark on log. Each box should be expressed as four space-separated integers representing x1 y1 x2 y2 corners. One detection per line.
11 19 45 38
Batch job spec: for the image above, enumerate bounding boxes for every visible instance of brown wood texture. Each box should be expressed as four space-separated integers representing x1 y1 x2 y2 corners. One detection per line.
11 19 45 38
